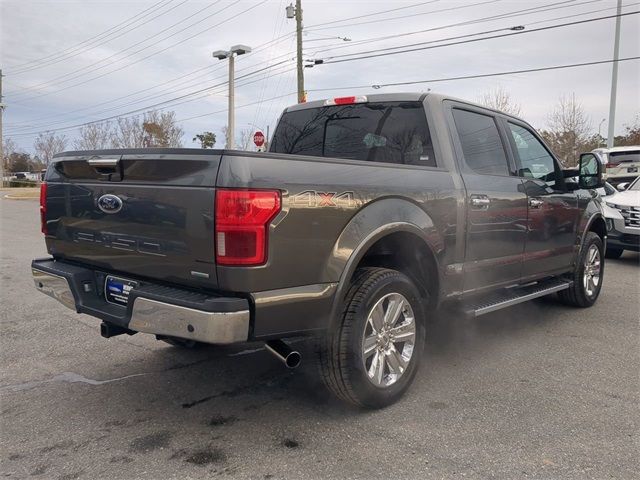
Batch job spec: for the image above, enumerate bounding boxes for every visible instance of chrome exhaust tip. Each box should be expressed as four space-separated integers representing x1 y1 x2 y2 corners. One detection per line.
265 339 301 369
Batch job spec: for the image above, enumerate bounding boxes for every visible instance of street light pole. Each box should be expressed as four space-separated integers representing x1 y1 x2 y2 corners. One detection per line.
228 53 235 149
607 0 623 148
213 45 252 150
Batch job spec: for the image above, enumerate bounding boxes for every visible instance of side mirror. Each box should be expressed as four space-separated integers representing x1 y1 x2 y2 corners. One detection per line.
578 153 603 189
617 182 629 191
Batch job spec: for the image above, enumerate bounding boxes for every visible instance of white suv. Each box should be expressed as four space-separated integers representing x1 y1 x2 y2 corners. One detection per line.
592 146 640 186
603 176 640 258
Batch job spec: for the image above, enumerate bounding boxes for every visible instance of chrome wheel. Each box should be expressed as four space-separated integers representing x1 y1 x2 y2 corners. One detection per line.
583 244 601 297
361 292 416 388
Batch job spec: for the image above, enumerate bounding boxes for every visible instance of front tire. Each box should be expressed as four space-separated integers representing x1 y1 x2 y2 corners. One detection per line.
559 232 604 308
317 268 426 408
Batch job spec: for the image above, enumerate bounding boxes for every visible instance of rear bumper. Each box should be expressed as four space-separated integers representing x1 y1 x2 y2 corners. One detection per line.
32 258 250 344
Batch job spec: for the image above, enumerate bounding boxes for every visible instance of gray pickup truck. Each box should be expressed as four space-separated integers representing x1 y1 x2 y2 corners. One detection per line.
32 93 607 408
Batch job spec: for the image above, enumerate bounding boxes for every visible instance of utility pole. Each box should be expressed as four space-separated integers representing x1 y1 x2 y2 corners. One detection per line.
287 1 305 103
607 0 622 148
0 69 5 188
213 45 252 150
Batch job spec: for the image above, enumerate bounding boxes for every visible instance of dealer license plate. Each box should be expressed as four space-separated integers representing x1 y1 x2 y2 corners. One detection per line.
105 275 138 306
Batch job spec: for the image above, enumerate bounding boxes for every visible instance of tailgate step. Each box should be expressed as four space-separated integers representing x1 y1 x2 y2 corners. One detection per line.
467 278 572 317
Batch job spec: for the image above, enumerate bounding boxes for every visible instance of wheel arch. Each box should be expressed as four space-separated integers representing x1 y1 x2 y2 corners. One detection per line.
327 198 444 326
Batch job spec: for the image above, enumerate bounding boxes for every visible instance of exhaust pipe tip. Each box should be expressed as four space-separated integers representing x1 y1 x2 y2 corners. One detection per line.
284 350 302 369
265 339 301 369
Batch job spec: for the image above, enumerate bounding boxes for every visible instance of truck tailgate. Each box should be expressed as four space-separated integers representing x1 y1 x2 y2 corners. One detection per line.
44 150 221 288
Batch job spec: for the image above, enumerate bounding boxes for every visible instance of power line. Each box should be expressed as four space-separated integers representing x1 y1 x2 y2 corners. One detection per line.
8 0 270 103
5 33 297 129
8 0 234 100
8 0 187 75
309 57 640 91
5 0 172 71
304 0 444 29
306 0 508 31
310 0 606 56
11 0 224 92
6 62 297 138
5 51 298 133
320 11 640 64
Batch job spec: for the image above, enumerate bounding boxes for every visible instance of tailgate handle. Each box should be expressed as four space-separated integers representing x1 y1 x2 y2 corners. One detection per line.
88 158 120 167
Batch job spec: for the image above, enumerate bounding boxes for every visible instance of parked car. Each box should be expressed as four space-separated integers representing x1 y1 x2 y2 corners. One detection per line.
603 176 640 258
592 146 640 186
32 93 607 408
597 181 617 198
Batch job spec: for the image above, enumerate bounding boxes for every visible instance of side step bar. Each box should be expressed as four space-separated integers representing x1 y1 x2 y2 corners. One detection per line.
467 279 572 317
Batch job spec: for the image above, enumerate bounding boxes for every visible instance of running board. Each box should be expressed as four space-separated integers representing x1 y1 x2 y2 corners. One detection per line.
467 279 572 317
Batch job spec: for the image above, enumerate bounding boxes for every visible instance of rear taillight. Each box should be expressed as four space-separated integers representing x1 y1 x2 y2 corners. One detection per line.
39 182 47 235
215 189 281 266
606 162 620 169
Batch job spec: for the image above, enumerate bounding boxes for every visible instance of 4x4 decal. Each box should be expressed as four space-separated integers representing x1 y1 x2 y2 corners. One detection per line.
292 190 356 208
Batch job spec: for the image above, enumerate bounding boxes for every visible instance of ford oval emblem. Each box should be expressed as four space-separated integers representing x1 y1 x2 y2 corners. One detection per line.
97 194 123 214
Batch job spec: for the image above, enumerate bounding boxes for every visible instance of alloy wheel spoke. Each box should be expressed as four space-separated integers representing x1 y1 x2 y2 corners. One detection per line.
369 303 385 333
385 348 406 375
389 318 415 342
383 297 405 328
369 351 385 385
363 335 378 358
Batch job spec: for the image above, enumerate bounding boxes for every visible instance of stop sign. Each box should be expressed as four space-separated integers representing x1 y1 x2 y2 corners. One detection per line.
253 131 265 147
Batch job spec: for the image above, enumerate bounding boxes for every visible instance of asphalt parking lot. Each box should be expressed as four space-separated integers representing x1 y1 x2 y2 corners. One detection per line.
1 194 638 480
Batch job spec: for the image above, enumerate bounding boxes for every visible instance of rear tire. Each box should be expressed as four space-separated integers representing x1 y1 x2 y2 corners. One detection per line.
317 268 426 408
558 232 604 308
605 247 624 259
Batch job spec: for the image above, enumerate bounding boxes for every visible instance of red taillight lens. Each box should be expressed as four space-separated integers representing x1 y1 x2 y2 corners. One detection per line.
215 189 281 266
606 162 620 169
40 182 48 235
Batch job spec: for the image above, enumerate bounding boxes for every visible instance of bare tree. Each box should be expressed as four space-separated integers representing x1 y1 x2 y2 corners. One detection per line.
540 93 592 166
110 110 184 148
237 128 254 151
478 86 522 116
34 132 68 166
74 121 113 150
111 116 145 148
2 138 18 172
142 110 184 147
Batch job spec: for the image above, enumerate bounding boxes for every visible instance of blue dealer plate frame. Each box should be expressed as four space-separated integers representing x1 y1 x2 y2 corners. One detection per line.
105 275 138 307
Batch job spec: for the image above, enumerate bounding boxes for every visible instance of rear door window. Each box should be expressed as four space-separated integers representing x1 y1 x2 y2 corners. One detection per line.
270 101 436 167
452 109 509 176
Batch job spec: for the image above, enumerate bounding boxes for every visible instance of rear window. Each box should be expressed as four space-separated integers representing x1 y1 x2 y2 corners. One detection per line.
270 101 436 167
609 151 640 163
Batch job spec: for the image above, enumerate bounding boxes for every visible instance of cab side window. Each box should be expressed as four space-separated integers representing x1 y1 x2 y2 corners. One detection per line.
452 109 509 176
508 123 558 186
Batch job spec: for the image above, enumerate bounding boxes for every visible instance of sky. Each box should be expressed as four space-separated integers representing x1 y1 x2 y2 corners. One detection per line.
1 0 639 154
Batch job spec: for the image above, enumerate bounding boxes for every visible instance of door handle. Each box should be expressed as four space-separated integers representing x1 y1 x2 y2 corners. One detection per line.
529 198 544 209
470 196 490 208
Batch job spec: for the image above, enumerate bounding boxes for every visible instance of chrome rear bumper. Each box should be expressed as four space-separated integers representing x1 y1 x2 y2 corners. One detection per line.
129 297 249 344
31 262 249 345
33 268 76 311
